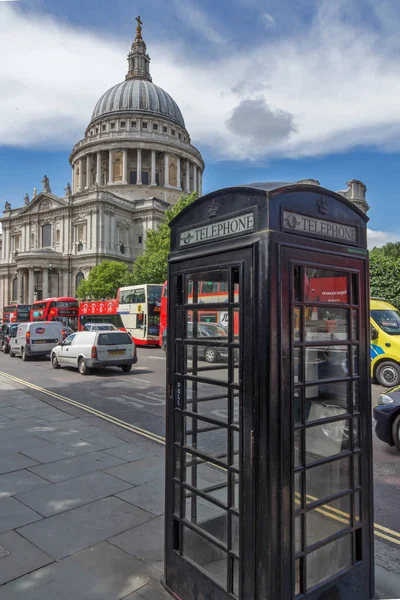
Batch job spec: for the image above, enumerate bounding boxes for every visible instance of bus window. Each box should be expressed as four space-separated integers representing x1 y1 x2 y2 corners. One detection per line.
136 313 145 329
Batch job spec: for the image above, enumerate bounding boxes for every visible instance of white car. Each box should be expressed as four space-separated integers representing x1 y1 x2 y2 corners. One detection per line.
51 330 137 375
10 321 65 360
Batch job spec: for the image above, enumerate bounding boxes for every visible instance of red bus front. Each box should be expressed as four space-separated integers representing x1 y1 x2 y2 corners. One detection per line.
30 297 79 330
3 304 31 323
79 299 126 331
159 281 168 346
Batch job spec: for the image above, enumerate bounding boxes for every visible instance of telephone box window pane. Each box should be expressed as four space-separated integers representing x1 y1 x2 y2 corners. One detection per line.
355 491 361 523
233 556 240 596
305 346 349 381
295 472 303 509
354 453 360 488
305 269 349 304
306 534 352 590
294 266 302 301
351 273 359 305
232 472 240 510
182 526 227 590
185 345 229 381
295 430 303 468
186 272 229 304
306 495 351 548
352 380 359 412
295 559 302 595
295 515 303 553
294 388 302 425
305 382 349 421
352 310 359 340
184 493 227 543
306 419 352 463
294 348 302 383
185 380 229 421
231 513 239 554
352 346 359 375
294 307 301 341
183 452 227 492
174 484 180 516
232 430 239 469
305 307 349 342
306 456 351 501
353 417 360 450
185 417 228 463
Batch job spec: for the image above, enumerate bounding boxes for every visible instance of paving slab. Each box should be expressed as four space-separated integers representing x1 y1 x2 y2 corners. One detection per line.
0 530 53 585
104 456 165 486
33 427 101 444
0 418 49 432
0 469 49 499
109 515 164 566
0 496 42 533
16 470 133 517
104 444 154 462
0 434 55 453
20 440 102 463
116 479 165 516
82 432 131 450
123 583 173 600
0 452 39 475
28 450 127 483
0 541 154 600
18 496 154 559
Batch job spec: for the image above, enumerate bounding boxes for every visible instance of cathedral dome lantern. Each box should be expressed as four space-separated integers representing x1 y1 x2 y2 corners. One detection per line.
69 17 203 202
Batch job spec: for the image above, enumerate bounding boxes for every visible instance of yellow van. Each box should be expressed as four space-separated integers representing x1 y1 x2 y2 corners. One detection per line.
370 298 400 386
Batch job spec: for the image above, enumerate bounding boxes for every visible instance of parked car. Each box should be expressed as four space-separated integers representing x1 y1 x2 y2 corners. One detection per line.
0 322 19 354
82 323 118 332
51 330 137 375
373 386 400 451
9 321 65 360
162 322 229 363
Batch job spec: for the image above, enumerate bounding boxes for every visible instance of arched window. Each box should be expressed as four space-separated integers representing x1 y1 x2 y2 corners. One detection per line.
42 223 52 247
76 272 84 290
12 278 17 301
56 230 60 244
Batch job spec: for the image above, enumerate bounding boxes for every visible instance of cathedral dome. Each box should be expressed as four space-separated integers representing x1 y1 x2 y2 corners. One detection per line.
91 79 185 128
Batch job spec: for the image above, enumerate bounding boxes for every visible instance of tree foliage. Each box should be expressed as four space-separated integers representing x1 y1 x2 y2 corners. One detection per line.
370 244 400 310
131 192 198 284
76 261 132 299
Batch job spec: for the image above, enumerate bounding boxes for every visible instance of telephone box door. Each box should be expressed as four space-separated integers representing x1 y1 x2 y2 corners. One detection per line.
280 246 373 599
165 249 255 600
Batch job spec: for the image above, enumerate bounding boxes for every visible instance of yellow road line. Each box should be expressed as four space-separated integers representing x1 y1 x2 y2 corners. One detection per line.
1 371 400 545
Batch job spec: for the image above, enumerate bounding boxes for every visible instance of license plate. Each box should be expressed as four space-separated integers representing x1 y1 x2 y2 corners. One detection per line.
108 349 126 355
32 340 48 344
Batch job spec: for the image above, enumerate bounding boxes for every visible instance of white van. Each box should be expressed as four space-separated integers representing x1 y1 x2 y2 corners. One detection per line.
9 321 64 361
51 330 137 375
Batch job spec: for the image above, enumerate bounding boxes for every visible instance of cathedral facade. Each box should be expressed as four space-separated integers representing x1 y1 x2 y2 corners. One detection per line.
0 19 369 312
0 18 204 309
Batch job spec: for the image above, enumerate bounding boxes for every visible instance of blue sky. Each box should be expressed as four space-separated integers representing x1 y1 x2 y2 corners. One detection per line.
1 0 399 246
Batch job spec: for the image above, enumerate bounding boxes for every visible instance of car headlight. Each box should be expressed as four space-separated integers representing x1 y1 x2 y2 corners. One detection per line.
377 394 394 405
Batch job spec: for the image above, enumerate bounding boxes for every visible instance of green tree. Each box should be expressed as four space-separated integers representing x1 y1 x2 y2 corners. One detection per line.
370 251 400 310
370 241 400 260
76 261 132 299
131 192 197 284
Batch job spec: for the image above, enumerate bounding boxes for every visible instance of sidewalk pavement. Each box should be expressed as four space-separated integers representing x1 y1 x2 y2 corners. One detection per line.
0 375 398 599
0 373 172 600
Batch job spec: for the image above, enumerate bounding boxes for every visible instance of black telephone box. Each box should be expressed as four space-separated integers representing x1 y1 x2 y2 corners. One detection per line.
164 182 374 600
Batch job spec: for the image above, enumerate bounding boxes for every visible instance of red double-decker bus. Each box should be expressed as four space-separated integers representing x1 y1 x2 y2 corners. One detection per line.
3 303 31 323
78 300 125 331
30 297 79 330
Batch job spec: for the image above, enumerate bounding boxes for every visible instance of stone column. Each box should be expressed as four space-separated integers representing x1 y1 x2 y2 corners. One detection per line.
108 150 113 185
198 170 202 196
136 149 142 184
164 153 169 187
1 227 5 260
151 150 157 186
122 150 128 184
71 166 75 194
192 164 197 193
17 270 23 303
79 158 84 191
185 160 190 192
85 155 90 189
28 268 34 304
42 267 49 299
96 152 101 186
176 157 181 190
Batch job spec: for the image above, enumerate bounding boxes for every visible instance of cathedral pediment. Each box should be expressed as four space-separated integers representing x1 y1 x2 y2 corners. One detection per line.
18 192 68 216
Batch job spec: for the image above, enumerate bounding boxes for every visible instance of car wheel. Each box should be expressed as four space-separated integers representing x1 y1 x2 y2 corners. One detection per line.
204 347 217 363
120 364 132 373
391 414 400 452
376 361 400 387
51 353 60 369
9 348 15 357
22 347 28 361
78 358 89 375
0 342 4 353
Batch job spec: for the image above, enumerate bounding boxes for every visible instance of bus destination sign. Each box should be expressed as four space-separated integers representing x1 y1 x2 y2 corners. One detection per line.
283 210 357 243
179 211 254 247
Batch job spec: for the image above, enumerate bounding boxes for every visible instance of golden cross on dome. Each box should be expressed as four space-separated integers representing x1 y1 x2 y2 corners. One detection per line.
135 15 143 40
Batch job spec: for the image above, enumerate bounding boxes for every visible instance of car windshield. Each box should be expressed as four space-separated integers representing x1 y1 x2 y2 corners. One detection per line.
372 309 400 335
10 324 18 335
97 332 132 345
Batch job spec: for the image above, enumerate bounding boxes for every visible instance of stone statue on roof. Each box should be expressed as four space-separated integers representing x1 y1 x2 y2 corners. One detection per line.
4 201 11 210
24 193 29 206
64 183 72 197
42 175 51 193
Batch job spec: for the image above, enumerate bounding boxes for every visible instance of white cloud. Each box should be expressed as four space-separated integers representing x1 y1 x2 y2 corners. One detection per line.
262 13 276 28
173 0 225 44
2 1 400 161
367 229 400 249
